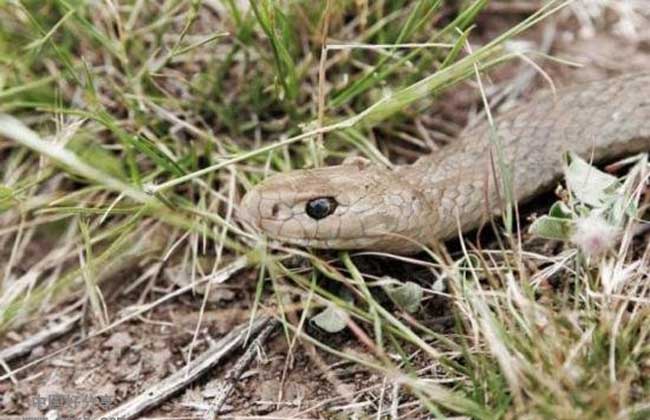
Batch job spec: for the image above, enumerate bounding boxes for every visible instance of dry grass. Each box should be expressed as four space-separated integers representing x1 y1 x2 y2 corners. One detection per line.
1 0 650 418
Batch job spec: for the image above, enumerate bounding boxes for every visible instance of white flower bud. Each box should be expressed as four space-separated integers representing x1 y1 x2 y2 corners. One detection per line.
570 213 620 258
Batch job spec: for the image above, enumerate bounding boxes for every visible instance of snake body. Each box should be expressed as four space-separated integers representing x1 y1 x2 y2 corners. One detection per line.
240 73 650 253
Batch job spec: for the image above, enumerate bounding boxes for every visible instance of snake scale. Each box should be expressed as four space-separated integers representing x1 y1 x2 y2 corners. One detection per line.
240 73 650 253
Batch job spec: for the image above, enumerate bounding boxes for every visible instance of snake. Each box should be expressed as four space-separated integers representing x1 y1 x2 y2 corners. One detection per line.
240 72 650 253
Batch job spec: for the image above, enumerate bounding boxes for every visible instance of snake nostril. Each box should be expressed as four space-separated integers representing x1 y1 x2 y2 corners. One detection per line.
271 203 280 217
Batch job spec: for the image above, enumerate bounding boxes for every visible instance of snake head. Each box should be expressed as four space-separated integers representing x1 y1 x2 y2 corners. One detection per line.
239 161 435 252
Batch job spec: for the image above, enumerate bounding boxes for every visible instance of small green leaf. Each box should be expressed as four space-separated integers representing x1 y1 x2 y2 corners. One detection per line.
564 152 619 207
548 201 573 219
311 304 349 333
529 215 574 240
383 280 423 314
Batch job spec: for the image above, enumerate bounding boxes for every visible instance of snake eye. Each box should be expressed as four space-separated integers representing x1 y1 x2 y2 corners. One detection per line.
306 197 338 220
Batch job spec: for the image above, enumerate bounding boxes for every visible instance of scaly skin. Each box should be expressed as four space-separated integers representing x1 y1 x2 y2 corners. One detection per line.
240 73 650 253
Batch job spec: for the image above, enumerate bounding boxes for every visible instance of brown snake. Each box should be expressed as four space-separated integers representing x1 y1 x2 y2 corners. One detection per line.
240 73 650 253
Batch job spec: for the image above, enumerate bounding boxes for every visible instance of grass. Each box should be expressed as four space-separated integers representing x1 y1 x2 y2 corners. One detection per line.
1 0 650 418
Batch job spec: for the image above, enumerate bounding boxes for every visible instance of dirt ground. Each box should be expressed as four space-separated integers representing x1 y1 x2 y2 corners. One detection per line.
2 5 650 420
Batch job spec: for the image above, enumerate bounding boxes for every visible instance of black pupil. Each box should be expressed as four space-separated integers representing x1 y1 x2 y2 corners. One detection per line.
306 197 338 220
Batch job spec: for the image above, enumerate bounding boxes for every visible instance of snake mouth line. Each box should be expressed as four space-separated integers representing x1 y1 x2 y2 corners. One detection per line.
256 228 426 249
264 232 372 243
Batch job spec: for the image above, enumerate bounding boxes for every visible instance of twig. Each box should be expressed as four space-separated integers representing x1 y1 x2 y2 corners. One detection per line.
204 319 279 419
0 314 81 364
97 316 272 420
